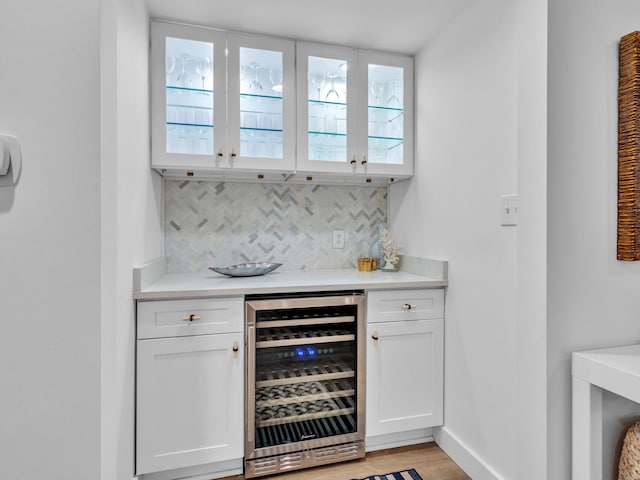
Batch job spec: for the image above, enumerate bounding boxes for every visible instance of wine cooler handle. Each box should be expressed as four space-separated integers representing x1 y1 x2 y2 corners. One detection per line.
372 330 379 341
246 325 256 446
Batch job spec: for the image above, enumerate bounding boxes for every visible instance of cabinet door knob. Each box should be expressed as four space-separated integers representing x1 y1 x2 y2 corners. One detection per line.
361 156 367 166
350 155 357 167
402 304 416 310
182 314 201 322
230 149 237 163
372 330 379 341
232 340 239 352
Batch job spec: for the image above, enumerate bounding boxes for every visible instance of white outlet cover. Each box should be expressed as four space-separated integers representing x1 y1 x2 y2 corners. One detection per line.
332 229 345 249
501 194 518 226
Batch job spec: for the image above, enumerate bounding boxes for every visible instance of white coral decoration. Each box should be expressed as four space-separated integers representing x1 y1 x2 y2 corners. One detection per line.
380 228 401 269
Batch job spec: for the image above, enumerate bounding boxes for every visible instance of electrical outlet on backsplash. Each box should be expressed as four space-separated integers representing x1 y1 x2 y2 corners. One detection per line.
164 180 388 272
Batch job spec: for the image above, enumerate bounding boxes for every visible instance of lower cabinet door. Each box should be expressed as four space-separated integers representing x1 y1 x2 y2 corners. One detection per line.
366 319 443 437
136 333 244 474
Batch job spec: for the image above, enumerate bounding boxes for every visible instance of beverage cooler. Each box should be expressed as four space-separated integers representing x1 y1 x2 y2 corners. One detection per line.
244 291 365 477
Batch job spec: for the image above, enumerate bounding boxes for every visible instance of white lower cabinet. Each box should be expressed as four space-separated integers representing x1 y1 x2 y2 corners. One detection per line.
136 298 244 476
366 289 444 439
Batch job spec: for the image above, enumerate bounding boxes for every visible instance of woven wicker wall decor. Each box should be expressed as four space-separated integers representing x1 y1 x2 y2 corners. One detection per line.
618 31 640 261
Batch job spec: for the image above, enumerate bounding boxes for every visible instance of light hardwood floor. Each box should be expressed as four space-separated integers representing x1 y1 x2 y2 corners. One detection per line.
223 442 470 480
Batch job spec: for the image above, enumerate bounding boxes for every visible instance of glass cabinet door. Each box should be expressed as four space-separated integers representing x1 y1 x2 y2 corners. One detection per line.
358 52 413 177
296 43 358 174
227 33 295 172
151 22 226 170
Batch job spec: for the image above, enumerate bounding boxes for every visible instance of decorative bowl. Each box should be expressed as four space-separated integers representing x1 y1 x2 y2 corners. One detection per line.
209 262 282 277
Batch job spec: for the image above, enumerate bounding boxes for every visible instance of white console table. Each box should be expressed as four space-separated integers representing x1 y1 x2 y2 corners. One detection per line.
572 344 640 480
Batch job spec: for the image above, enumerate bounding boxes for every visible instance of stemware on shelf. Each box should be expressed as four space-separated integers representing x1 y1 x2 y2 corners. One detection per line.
386 80 402 109
310 72 325 100
269 68 283 93
166 55 176 85
195 56 211 90
325 72 340 102
176 54 192 89
249 62 263 93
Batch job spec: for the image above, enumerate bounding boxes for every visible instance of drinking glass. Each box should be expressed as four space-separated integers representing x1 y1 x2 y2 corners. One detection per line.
249 62 263 92
370 79 384 106
195 57 211 90
310 72 325 100
325 73 340 102
269 68 283 93
166 55 176 85
386 80 402 109
176 54 192 89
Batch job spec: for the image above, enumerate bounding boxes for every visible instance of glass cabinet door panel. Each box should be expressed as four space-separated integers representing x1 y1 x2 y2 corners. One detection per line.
165 37 214 156
227 33 294 171
308 56 348 162
368 64 403 165
239 47 283 159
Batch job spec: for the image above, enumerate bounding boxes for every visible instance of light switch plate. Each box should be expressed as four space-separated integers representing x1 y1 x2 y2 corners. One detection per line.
501 194 518 226
332 229 345 249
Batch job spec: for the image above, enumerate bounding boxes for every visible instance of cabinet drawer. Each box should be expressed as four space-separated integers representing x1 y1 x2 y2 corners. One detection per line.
137 297 243 339
367 289 444 323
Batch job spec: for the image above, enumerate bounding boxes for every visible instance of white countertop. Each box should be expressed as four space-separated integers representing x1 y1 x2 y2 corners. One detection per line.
133 257 448 300
572 344 640 403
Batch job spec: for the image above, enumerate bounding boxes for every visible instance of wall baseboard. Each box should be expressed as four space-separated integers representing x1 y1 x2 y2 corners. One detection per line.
435 427 504 480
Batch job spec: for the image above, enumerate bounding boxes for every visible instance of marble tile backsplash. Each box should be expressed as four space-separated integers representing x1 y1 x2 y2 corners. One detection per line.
164 180 388 272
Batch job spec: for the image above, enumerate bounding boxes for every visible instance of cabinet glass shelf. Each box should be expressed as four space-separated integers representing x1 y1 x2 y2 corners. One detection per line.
309 99 347 108
240 92 283 102
167 85 213 95
168 122 213 128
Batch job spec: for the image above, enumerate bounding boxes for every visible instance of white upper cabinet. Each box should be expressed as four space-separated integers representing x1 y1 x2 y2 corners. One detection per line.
296 43 358 175
358 51 413 178
151 22 413 183
297 43 413 179
151 21 295 174
227 33 295 172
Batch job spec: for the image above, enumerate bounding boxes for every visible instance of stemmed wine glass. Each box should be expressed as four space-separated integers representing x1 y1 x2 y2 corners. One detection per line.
386 80 402 108
270 68 283 93
325 72 340 102
166 55 176 86
310 72 325 100
370 78 384 106
249 62 263 93
195 57 211 91
176 54 192 89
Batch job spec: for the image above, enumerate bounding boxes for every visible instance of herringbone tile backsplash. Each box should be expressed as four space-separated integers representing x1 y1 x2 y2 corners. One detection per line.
164 180 388 272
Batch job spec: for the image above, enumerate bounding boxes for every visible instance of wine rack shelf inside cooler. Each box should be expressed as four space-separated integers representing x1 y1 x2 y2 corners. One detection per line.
255 358 354 387
255 415 357 449
256 326 355 348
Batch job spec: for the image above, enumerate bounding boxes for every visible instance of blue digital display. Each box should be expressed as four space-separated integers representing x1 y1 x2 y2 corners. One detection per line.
294 346 316 357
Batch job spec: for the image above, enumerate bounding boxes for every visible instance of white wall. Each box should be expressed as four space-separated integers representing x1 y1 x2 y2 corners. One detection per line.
547 1 640 478
101 0 163 479
390 0 520 477
0 1 101 479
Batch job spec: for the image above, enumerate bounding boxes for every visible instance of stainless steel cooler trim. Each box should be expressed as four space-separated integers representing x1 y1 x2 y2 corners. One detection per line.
244 292 366 478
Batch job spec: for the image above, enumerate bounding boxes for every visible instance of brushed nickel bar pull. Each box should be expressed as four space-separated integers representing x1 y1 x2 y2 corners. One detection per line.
402 304 416 310
371 330 379 341
182 314 201 322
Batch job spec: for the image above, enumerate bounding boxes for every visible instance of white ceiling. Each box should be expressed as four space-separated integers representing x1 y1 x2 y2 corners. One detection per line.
145 0 474 55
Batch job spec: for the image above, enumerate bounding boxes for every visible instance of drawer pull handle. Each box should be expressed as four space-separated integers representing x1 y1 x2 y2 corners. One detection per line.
182 314 201 322
402 304 416 310
372 331 379 341
232 341 239 352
